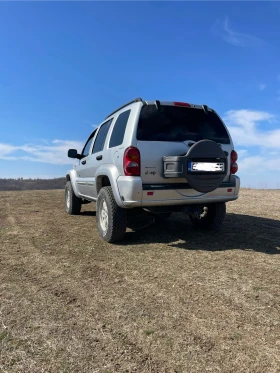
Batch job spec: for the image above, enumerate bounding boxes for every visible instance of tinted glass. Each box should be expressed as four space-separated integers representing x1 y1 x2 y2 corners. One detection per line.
109 110 131 148
137 105 230 144
92 120 112 154
82 138 94 158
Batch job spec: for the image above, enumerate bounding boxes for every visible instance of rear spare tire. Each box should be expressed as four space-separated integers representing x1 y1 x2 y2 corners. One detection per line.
185 140 227 193
164 140 227 193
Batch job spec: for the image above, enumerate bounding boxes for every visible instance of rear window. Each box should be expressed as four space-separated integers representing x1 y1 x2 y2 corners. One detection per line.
109 109 131 148
137 105 230 144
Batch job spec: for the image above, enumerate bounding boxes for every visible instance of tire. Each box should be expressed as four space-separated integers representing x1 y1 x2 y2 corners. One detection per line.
96 186 127 243
65 181 82 215
189 202 226 230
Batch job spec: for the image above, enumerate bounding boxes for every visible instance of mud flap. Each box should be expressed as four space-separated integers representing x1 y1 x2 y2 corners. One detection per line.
163 140 227 193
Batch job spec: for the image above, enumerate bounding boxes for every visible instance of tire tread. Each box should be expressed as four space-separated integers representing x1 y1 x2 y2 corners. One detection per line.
97 186 127 243
65 181 81 215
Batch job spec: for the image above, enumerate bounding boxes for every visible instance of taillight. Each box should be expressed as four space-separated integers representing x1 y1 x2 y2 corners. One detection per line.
123 147 141 176
174 102 191 107
231 150 238 162
230 150 238 174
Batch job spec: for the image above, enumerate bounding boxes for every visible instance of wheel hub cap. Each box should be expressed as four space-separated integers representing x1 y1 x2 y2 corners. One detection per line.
66 190 70 208
100 199 108 234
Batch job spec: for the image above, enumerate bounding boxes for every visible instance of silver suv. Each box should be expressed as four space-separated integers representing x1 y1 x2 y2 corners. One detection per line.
65 98 240 243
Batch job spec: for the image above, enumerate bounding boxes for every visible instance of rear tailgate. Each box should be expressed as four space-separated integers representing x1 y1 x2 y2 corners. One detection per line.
137 140 189 184
136 103 232 186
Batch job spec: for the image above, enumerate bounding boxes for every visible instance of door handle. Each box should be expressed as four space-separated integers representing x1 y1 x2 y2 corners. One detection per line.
81 160 86 165
96 155 102 161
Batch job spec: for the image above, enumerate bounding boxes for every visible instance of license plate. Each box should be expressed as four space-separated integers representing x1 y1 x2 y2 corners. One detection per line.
188 162 225 172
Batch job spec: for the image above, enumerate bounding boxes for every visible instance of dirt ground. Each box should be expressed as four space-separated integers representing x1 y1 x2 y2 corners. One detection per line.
0 189 280 373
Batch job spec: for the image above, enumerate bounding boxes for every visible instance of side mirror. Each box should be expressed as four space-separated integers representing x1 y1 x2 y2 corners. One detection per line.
68 149 80 159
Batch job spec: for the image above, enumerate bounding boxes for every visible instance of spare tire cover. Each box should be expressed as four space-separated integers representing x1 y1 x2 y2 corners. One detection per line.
185 139 227 193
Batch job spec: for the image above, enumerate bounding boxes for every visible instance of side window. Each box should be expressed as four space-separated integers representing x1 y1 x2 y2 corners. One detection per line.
109 110 131 148
92 120 112 154
81 130 97 158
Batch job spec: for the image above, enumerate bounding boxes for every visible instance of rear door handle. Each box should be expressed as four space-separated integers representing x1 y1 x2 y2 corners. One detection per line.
81 160 86 165
96 155 102 161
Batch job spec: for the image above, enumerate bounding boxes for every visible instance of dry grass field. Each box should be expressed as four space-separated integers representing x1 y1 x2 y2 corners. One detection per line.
0 189 280 373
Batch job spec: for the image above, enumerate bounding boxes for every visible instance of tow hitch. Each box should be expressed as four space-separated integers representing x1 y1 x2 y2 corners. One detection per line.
182 205 206 219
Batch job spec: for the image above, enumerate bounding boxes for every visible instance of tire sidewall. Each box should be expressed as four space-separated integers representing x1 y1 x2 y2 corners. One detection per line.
65 182 71 214
65 181 81 215
96 190 112 241
96 187 127 243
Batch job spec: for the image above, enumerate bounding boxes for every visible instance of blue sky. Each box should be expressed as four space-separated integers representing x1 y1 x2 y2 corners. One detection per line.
0 1 280 188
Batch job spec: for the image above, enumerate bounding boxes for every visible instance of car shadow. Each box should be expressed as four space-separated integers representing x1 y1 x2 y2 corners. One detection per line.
79 211 96 217
123 213 280 255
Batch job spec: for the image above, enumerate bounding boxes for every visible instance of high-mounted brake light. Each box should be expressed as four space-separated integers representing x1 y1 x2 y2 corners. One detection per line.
174 102 191 107
230 150 238 174
123 147 141 176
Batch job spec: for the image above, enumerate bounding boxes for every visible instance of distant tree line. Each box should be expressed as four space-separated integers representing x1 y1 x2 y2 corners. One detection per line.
0 178 66 191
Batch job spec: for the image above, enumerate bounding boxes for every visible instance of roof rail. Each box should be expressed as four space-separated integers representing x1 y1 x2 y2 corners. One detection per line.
105 97 143 119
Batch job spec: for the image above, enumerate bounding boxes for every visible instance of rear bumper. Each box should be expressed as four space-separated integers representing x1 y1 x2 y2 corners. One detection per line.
116 175 240 208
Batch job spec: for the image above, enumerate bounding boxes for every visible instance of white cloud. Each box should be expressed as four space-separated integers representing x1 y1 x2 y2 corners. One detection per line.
0 143 17 156
258 84 267 91
223 109 280 186
240 155 280 172
240 156 265 171
211 17 267 48
0 156 18 161
0 140 83 165
236 149 248 157
223 109 280 148
84 121 99 128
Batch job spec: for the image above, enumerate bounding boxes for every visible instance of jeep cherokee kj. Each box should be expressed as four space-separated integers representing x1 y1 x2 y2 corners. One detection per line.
65 98 240 243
